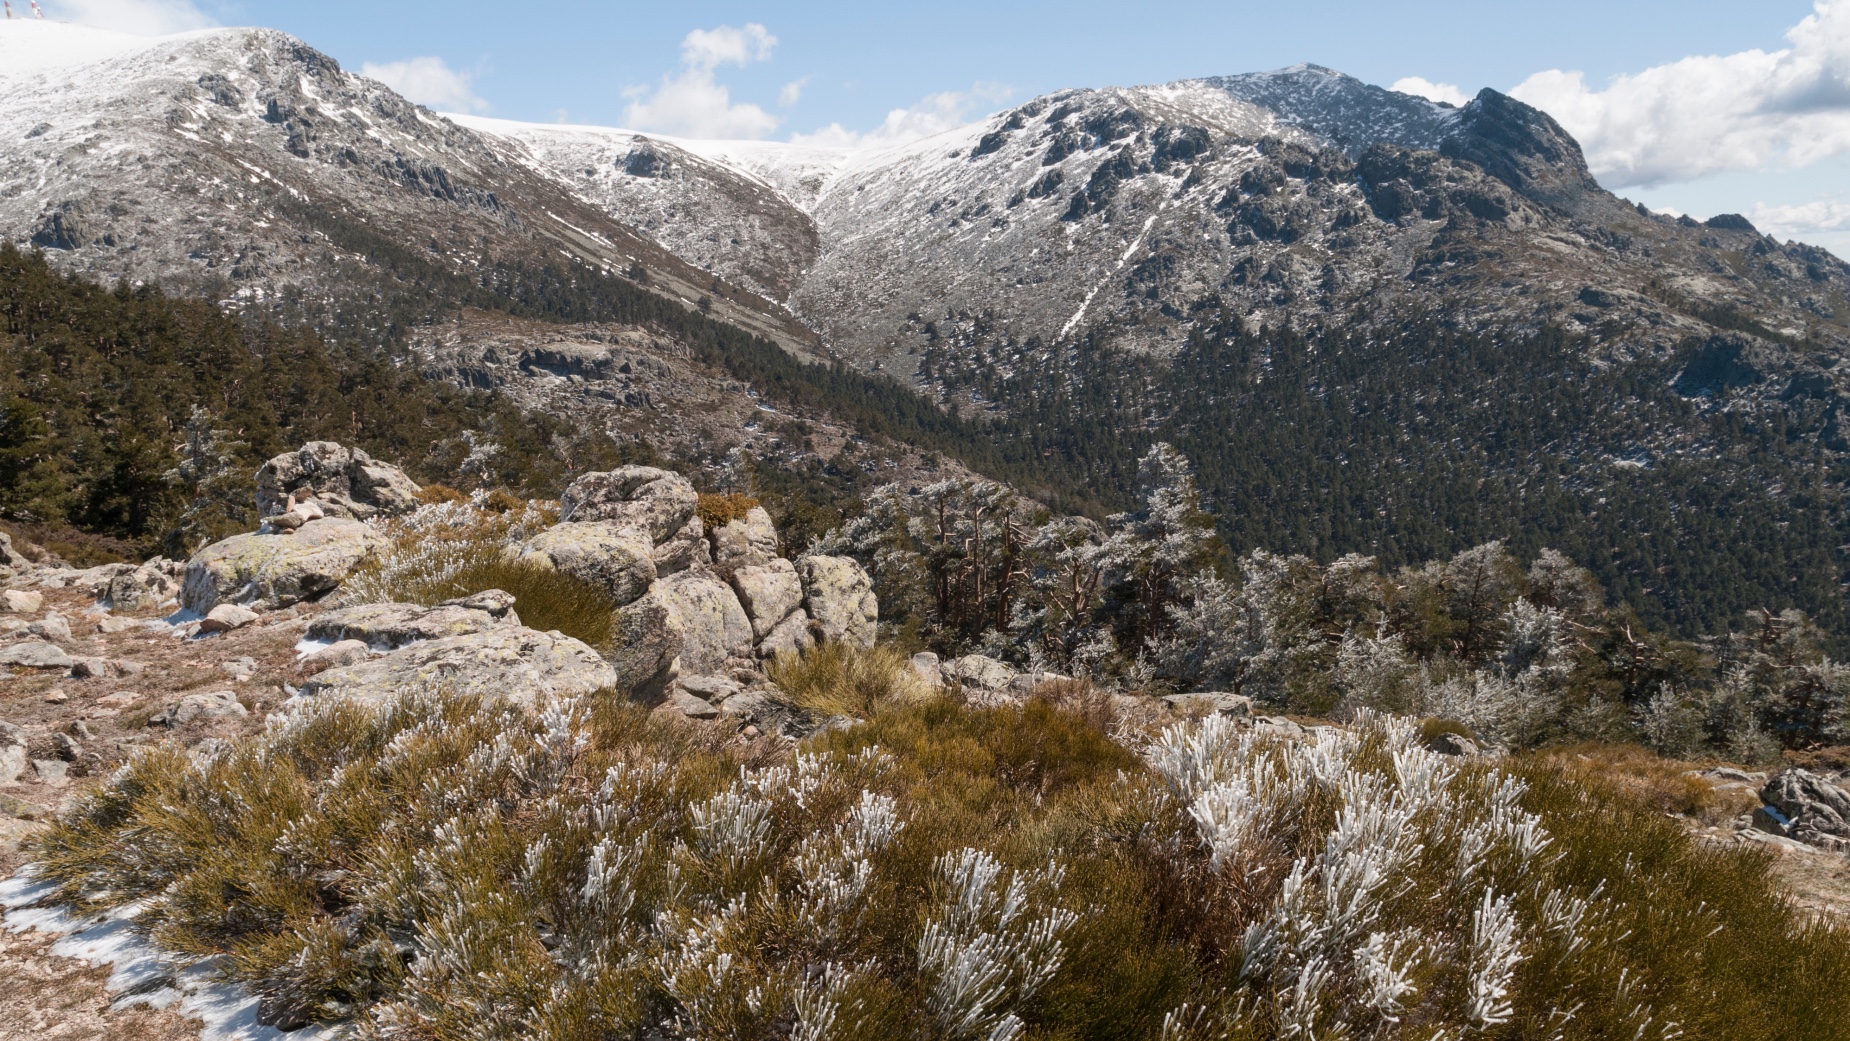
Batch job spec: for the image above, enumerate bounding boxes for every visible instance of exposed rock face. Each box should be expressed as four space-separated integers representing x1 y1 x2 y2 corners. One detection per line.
300 639 369 676
728 558 804 639
255 442 422 520
181 517 383 613
301 627 616 705
517 522 657 604
560 467 698 542
709 506 780 569
1162 692 1255 717
605 591 683 692
757 609 815 659
797 555 878 649
1761 769 1850 852
651 515 711 576
944 655 1018 695
654 569 754 675
1 590 42 614
306 593 519 649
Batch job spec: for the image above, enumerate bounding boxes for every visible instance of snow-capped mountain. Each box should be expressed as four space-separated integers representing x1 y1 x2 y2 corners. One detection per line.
461 64 1849 383
0 19 808 347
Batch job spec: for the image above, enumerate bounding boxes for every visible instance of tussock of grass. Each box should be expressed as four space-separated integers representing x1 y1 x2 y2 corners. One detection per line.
695 492 760 530
340 496 616 650
1518 742 1762 825
766 641 931 717
26 690 1850 1039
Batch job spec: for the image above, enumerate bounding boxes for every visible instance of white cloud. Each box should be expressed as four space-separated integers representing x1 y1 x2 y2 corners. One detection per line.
778 78 807 107
791 83 1011 150
623 23 781 139
680 23 775 70
1511 0 1850 187
1747 198 1850 240
1391 76 1470 107
46 0 215 35
361 56 489 114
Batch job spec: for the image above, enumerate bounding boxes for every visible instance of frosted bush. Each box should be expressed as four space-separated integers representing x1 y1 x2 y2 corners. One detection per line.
1143 712 1583 1037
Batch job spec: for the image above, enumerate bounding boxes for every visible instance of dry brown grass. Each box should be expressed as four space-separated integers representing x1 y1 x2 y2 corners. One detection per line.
695 492 760 529
1517 742 1761 824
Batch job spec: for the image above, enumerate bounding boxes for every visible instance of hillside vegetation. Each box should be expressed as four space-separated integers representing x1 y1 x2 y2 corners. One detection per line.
28 685 1849 1040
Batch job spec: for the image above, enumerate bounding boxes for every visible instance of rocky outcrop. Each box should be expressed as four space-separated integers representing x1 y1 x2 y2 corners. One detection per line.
1760 769 1850 852
255 441 422 521
560 467 698 542
301 627 616 705
305 591 519 649
181 517 383 613
796 555 877 649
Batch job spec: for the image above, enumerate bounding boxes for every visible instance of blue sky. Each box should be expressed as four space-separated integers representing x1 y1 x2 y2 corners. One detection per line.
40 0 1850 254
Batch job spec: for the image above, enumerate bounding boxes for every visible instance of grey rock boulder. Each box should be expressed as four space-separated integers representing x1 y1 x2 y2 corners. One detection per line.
181 517 383 613
944 654 1018 693
1761 769 1850 851
708 506 779 568
299 639 370 677
306 595 519 649
517 522 657 605
300 627 616 706
0 641 73 670
665 688 721 719
155 690 249 726
27 614 72 643
200 603 260 633
910 651 944 686
0 590 42 614
728 558 804 639
106 560 180 612
560 466 698 542
1162 692 1254 718
255 441 421 520
655 569 754 675
797 555 878 648
0 722 27 785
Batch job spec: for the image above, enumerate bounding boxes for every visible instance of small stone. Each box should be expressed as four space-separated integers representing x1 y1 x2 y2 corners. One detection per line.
676 674 743 705
71 720 97 741
0 589 43 614
116 659 144 675
31 759 68 784
43 690 68 704
52 733 80 761
200 603 259 633
666 689 721 719
97 690 141 707
741 725 762 738
299 639 369 676
97 615 141 633
160 690 250 726
221 656 259 680
2 641 74 670
28 614 73 642
69 657 116 679
0 723 26 785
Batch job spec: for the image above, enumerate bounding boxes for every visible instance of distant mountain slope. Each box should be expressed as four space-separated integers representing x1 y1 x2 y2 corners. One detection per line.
0 20 811 350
